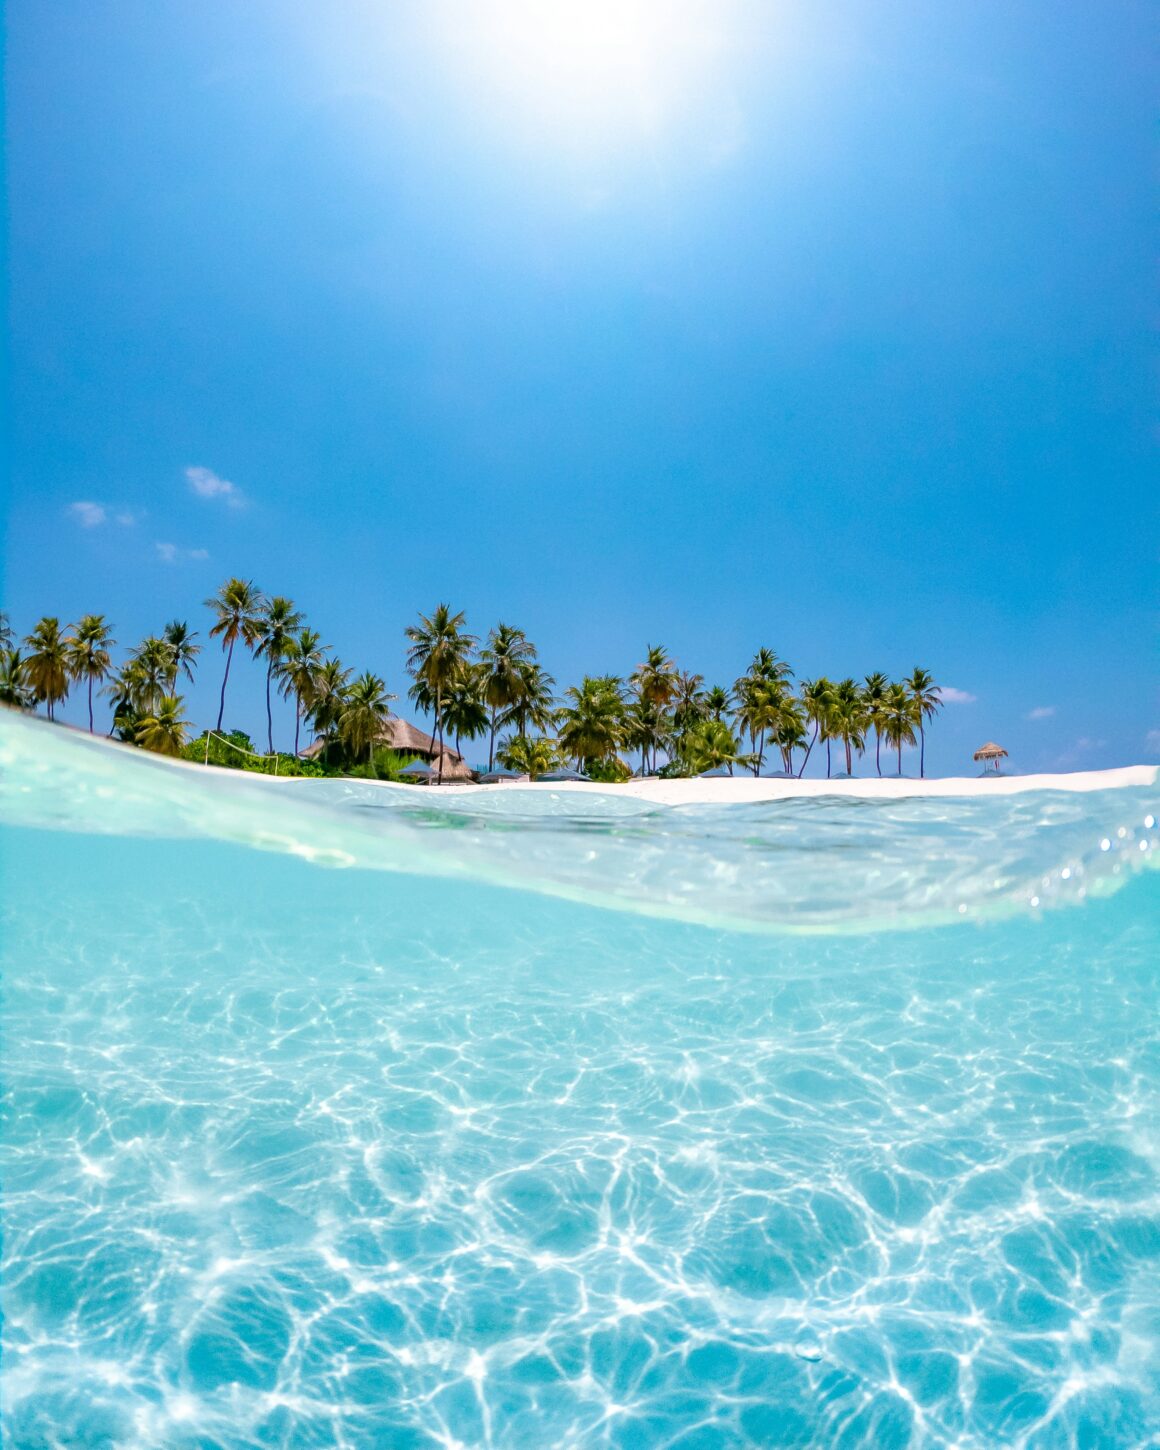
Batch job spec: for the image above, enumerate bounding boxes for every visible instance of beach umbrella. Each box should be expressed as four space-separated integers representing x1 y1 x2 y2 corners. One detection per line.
477 769 520 783
697 766 735 778
398 760 435 780
539 769 588 782
973 742 1008 776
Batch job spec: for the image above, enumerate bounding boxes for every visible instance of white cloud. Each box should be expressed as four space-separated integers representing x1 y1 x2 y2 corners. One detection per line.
68 501 140 528
938 686 976 705
68 501 107 528
1026 706 1055 721
156 541 209 565
1145 729 1160 758
186 465 244 507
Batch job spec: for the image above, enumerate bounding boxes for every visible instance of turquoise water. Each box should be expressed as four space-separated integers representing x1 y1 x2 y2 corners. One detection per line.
1 716 1157 1448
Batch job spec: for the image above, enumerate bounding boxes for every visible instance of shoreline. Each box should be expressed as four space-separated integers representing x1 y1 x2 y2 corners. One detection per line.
1 714 1154 805
427 764 1156 804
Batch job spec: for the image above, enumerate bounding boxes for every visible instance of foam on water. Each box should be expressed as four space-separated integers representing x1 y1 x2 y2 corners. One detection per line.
1 713 1158 1448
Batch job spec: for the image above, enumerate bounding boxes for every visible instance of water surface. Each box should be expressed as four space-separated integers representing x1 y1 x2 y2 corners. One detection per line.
1 716 1157 1447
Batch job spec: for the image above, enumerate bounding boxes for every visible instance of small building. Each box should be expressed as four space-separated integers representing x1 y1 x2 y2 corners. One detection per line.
973 742 1009 776
302 717 473 781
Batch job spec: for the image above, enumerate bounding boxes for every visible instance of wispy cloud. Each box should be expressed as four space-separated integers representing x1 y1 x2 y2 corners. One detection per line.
186 465 244 508
68 501 108 528
67 501 140 528
156 541 210 565
1145 729 1160 758
1026 705 1055 721
939 686 976 705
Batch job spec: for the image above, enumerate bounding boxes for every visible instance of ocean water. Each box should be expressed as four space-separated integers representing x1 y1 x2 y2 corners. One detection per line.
1 715 1157 1449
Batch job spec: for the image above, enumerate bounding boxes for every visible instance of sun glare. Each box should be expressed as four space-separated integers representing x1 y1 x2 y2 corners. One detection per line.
432 0 727 146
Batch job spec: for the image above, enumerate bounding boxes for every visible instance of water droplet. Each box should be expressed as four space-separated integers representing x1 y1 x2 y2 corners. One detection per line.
794 1331 823 1362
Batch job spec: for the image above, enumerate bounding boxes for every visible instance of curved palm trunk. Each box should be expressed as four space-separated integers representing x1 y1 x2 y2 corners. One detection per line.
875 730 881 776
919 723 926 778
265 662 274 754
798 722 819 779
754 730 764 778
87 676 95 733
826 737 832 778
294 697 301 757
897 739 903 775
216 638 235 732
435 688 444 784
488 707 497 771
845 738 853 775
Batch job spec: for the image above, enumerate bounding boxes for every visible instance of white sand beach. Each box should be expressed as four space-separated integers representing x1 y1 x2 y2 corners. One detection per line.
413 765 1157 805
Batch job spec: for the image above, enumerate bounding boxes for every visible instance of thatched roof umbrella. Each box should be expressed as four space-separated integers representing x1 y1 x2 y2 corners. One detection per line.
973 742 1008 775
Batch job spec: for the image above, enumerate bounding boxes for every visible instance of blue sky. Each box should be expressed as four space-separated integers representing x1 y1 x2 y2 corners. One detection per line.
4 0 1156 773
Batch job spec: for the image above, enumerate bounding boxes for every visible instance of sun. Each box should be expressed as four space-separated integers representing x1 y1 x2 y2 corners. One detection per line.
431 0 726 147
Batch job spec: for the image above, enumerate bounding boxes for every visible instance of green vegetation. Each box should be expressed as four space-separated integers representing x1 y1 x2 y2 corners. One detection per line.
0 595 943 779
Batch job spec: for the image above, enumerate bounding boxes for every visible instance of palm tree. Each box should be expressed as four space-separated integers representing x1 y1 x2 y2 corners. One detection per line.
497 734 560 781
305 657 352 759
556 675 626 771
774 699 808 774
128 636 177 715
881 683 919 775
625 696 669 776
66 614 115 732
254 596 304 753
631 645 678 704
704 685 731 722
339 672 392 769
862 672 889 777
163 620 201 685
737 678 790 777
670 671 707 756
23 617 70 720
732 650 793 776
479 624 536 770
828 679 868 776
0 612 14 652
797 677 834 779
276 627 328 757
102 660 145 740
505 660 557 738
404 605 476 783
629 645 678 773
206 578 264 732
136 695 189 757
682 718 743 774
443 672 489 761
0 649 31 709
905 668 942 778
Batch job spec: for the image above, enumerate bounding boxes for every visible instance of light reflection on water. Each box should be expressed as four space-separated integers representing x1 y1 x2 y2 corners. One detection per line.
0 716 1157 1447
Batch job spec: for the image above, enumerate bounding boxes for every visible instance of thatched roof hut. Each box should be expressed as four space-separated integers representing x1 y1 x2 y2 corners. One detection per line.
973 742 1008 775
302 716 467 770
